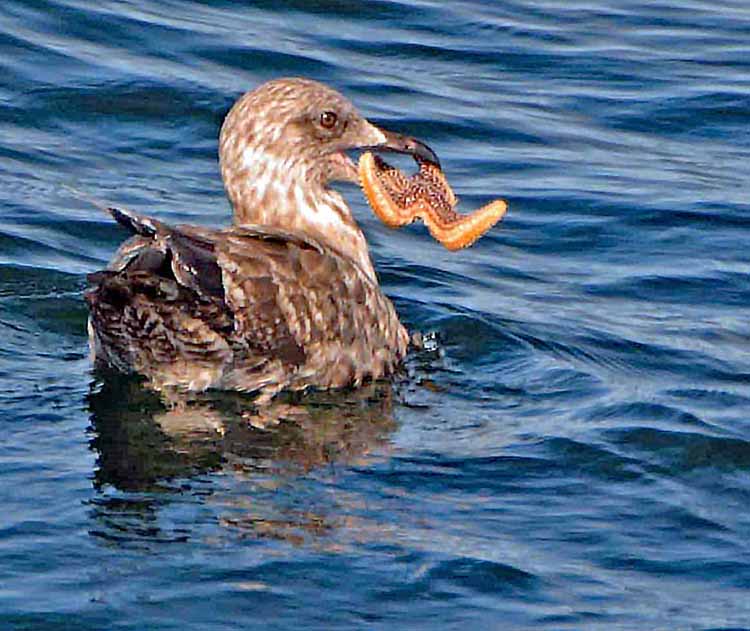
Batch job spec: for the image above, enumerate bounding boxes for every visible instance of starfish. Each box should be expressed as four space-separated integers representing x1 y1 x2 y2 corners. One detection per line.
86 78 440 401
359 152 507 250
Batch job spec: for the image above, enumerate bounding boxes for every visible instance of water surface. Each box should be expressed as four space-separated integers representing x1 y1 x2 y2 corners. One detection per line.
1 1 750 629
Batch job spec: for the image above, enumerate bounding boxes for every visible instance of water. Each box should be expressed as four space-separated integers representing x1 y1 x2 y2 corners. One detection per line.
1 1 750 628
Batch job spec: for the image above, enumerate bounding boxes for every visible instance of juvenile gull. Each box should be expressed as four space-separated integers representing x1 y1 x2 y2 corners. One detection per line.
86 77 438 401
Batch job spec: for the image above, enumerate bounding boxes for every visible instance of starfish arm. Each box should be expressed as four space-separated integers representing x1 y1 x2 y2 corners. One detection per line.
359 152 416 227
359 150 508 249
422 199 507 250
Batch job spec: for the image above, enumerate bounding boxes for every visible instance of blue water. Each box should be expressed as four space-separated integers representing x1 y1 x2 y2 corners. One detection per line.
2 1 750 628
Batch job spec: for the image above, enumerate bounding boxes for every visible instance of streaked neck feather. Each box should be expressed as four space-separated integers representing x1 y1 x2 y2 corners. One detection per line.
226 159 376 282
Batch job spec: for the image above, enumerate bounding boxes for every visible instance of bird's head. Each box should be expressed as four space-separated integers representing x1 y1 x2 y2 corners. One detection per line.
220 77 436 189
218 77 437 277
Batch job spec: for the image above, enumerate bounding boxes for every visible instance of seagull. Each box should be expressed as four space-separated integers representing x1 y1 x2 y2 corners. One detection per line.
86 77 438 402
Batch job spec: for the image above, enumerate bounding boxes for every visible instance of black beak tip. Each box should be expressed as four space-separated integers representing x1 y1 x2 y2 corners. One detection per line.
404 138 440 167
376 128 441 167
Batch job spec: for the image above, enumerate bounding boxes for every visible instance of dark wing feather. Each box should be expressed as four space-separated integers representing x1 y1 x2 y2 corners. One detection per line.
108 205 163 237
102 206 224 302
165 231 224 301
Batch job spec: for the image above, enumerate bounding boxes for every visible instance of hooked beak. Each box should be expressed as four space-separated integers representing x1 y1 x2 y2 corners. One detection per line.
326 119 440 184
360 120 440 166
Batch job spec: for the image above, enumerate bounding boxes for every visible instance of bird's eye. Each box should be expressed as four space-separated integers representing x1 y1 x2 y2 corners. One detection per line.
319 110 338 129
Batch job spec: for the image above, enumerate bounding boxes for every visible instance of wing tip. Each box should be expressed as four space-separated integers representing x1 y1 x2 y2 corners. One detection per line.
108 206 160 237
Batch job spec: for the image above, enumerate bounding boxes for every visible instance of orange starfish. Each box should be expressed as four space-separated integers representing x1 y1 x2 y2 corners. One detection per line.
359 152 507 250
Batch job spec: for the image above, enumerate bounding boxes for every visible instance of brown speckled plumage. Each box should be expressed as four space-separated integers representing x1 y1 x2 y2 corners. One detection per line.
86 78 436 401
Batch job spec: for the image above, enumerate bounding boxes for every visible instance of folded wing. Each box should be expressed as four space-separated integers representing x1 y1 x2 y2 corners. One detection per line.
86 207 407 395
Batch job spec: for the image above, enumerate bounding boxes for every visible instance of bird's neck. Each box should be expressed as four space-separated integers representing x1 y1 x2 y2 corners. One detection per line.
225 167 376 282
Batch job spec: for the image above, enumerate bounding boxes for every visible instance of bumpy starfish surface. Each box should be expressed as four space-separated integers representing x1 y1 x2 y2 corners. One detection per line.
359 152 507 250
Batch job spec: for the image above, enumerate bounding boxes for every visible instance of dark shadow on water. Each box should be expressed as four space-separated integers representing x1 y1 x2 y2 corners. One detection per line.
87 370 399 490
85 371 399 546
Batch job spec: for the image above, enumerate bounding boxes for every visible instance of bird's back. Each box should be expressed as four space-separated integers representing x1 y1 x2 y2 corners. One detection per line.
86 208 409 399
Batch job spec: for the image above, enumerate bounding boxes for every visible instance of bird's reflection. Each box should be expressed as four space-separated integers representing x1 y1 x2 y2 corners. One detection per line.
85 371 399 546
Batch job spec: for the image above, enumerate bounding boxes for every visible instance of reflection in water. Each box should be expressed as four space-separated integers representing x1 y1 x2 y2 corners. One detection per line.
85 372 400 546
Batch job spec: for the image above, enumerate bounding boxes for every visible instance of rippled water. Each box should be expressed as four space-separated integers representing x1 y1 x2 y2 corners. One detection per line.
2 1 750 628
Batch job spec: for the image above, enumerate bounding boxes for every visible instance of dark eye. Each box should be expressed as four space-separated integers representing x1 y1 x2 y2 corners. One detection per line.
319 110 338 129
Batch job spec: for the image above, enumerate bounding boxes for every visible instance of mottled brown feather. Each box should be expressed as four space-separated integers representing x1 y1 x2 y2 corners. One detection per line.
87 207 408 398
